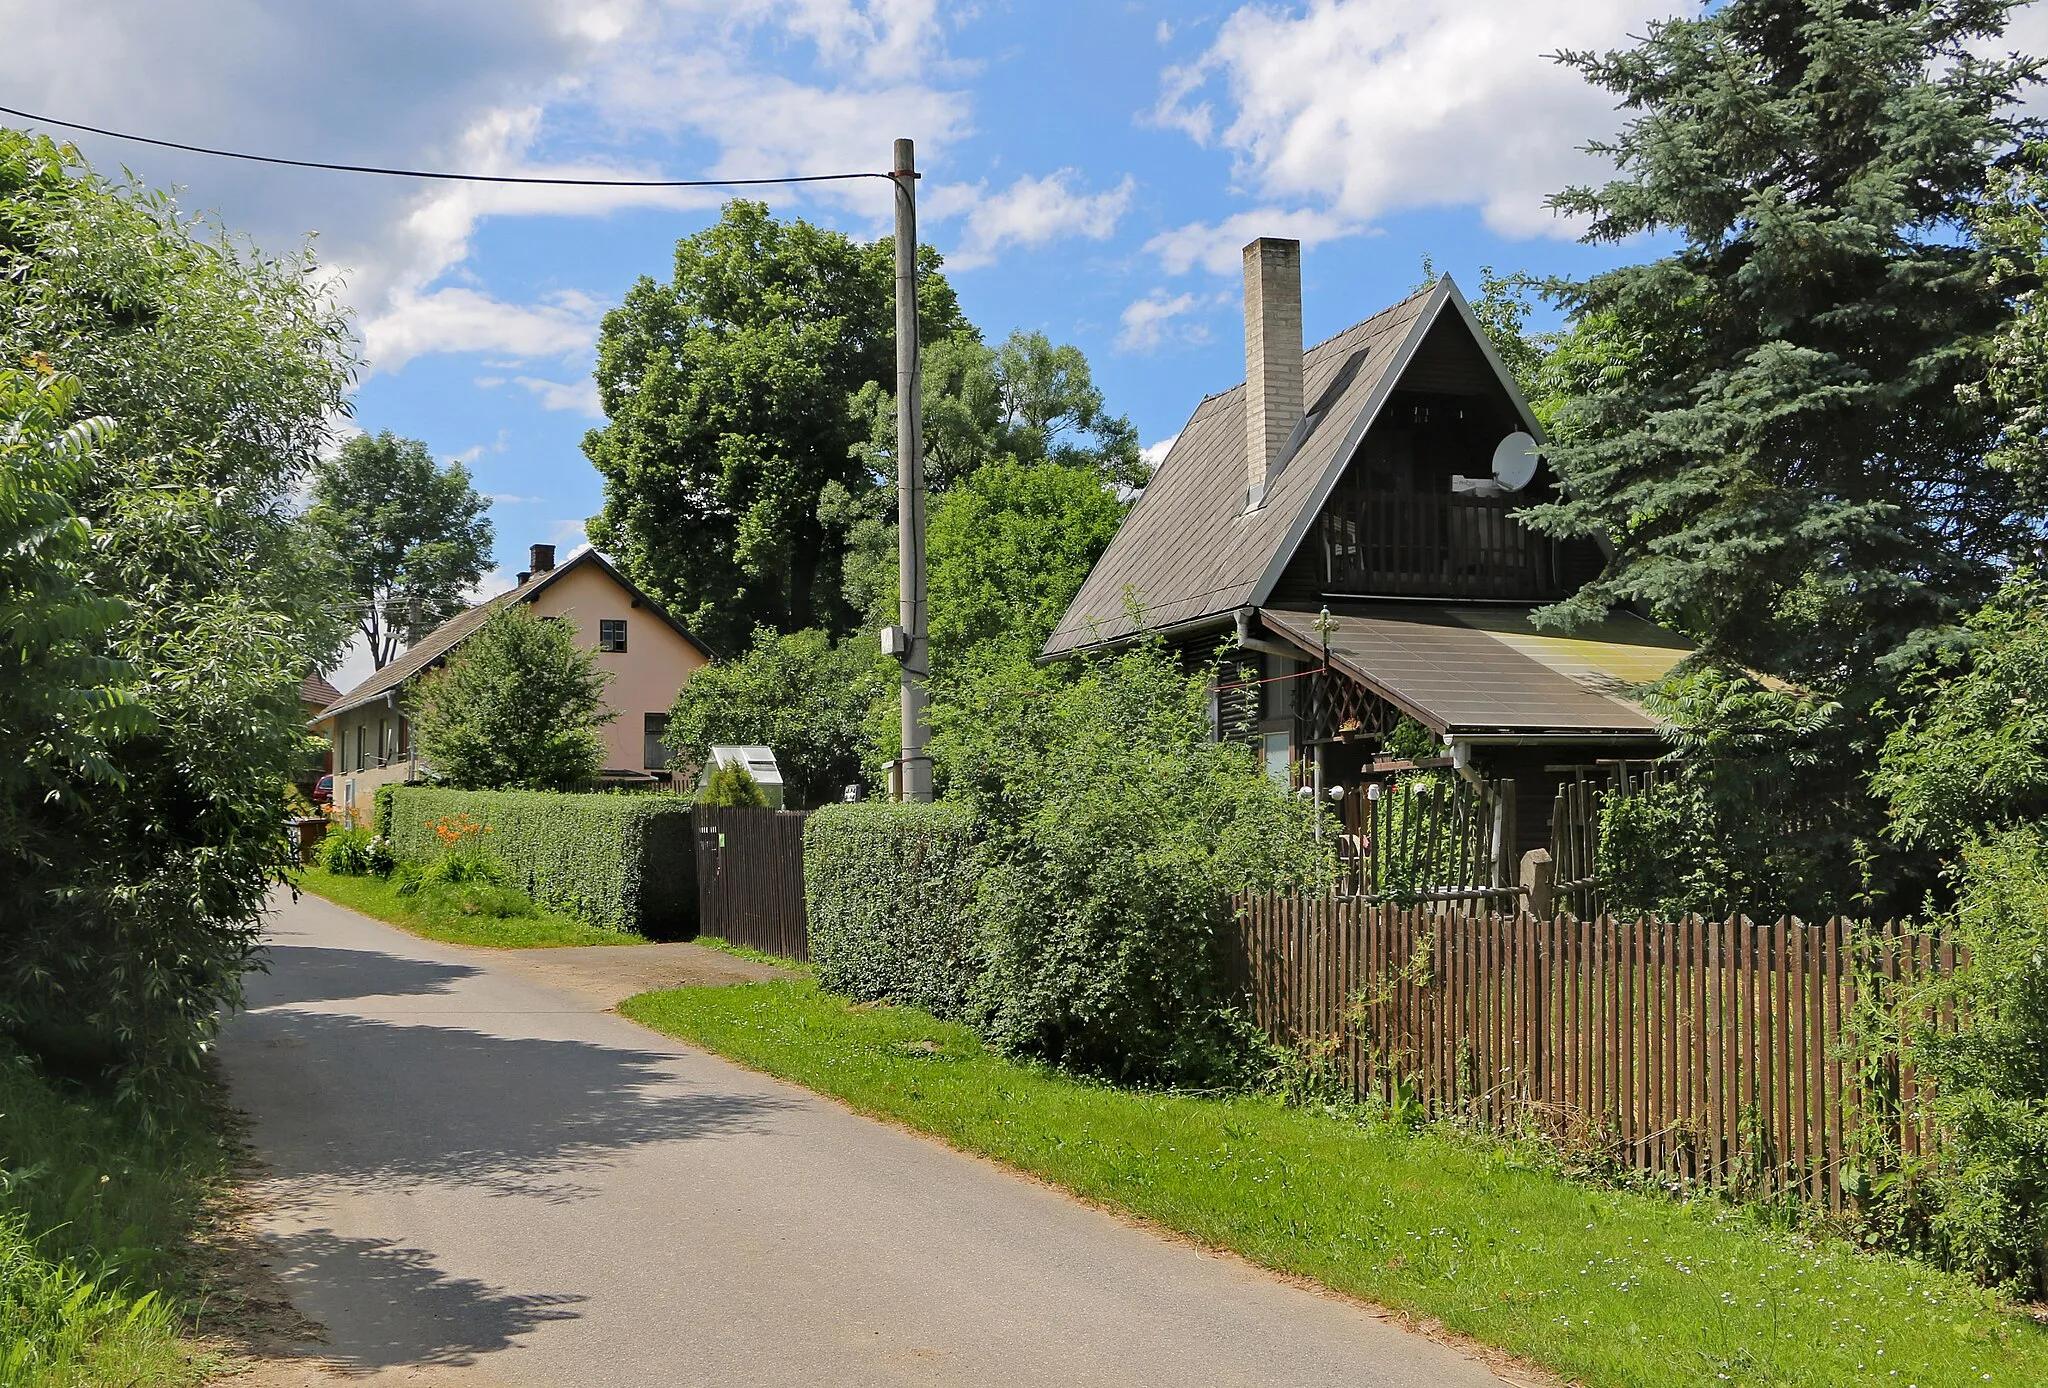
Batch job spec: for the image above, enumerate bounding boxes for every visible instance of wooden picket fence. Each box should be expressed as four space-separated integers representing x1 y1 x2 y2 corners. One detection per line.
1230 895 1958 1207
694 806 809 961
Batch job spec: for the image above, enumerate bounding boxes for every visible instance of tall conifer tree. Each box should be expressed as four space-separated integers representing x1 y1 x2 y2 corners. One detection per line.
1534 0 2044 691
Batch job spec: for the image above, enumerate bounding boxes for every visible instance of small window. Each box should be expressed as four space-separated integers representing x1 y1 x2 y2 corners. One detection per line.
599 619 628 653
377 718 390 767
354 724 367 772
643 713 669 770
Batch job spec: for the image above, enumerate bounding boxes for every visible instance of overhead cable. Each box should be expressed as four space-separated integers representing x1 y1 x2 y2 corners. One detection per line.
0 103 893 188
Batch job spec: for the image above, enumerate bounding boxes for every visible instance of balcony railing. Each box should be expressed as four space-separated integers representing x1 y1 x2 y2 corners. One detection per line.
1317 489 1570 601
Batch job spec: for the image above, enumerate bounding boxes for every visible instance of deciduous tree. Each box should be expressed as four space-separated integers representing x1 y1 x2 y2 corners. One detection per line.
309 431 494 669
410 605 613 791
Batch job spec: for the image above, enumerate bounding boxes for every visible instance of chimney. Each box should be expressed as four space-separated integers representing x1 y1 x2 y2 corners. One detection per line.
1243 237 1304 509
528 543 556 575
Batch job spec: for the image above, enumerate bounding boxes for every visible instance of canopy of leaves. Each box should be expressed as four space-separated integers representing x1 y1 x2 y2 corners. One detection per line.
410 605 614 791
309 431 494 669
0 129 356 1096
926 459 1127 667
1529 0 2045 690
584 200 967 652
928 642 1328 1087
664 626 890 809
1873 573 2048 850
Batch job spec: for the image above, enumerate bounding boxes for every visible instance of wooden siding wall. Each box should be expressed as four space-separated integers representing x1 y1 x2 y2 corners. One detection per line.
694 806 809 961
1231 897 1955 1207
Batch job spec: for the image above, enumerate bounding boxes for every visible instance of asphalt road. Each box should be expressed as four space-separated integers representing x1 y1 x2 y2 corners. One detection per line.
217 888 1513 1387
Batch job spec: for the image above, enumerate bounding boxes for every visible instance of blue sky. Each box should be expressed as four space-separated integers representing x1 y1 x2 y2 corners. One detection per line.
15 1 2042 685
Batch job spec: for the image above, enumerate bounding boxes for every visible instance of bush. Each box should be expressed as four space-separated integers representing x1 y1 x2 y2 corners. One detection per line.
317 827 395 877
388 787 695 936
409 604 613 791
806 803 982 1017
373 781 399 839
698 760 768 807
1904 826 2048 1293
929 642 1329 1088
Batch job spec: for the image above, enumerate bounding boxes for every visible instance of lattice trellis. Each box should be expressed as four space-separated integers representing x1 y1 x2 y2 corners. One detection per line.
1299 666 1406 746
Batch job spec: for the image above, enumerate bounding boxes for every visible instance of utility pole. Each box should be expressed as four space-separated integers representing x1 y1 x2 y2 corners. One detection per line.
890 136 932 802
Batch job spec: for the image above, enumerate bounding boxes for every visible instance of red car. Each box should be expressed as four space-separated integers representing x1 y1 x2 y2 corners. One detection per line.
311 774 333 806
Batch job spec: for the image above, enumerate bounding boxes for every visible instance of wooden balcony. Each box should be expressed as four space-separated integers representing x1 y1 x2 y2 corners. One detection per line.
1316 489 1572 601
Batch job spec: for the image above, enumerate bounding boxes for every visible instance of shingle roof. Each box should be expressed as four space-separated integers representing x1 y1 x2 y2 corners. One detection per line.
315 549 713 723
1261 605 1688 737
1044 276 1541 657
300 672 342 711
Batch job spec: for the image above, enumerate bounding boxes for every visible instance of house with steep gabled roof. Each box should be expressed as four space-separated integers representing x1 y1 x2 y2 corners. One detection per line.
1047 238 1692 854
311 543 714 820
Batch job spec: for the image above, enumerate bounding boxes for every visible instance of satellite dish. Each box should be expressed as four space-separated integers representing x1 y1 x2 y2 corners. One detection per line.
1491 431 1541 491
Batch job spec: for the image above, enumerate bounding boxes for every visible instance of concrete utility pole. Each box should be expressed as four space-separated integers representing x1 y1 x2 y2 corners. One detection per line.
890 137 932 802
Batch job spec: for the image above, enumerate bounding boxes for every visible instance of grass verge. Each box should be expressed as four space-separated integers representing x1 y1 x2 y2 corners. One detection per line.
686 936 812 973
0 1047 223 1387
295 866 646 948
621 978 2048 1388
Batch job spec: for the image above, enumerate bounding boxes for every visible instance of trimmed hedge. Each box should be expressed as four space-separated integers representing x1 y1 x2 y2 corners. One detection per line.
388 787 696 937
805 802 982 1017
373 781 399 840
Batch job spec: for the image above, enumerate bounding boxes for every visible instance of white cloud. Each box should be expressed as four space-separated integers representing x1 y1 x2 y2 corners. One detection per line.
513 375 605 417
1140 433 1178 469
1145 207 1361 276
0 0 973 378
938 169 1136 269
1116 289 1224 352
1154 1 1675 245
488 493 549 505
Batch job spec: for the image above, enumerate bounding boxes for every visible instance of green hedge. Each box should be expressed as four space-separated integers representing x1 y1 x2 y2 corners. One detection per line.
388 787 696 937
805 802 982 1017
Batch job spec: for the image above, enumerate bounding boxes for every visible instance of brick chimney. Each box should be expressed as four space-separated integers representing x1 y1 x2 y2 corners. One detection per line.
528 543 556 575
1243 237 1304 510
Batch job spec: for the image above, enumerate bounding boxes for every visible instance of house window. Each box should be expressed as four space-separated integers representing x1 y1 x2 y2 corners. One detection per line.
354 724 367 772
644 713 669 770
599 619 628 653
1263 731 1292 785
377 718 390 767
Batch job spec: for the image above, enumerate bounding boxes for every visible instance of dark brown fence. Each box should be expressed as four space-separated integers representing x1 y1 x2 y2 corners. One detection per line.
694 806 808 961
1329 775 1518 903
1231 896 1957 1207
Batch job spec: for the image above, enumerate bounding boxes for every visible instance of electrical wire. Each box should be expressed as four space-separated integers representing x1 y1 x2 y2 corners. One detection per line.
0 103 896 188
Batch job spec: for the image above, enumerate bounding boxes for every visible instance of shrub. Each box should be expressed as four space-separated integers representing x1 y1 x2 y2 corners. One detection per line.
373 781 399 839
698 760 768 807
317 827 395 877
1904 826 2048 1293
806 803 982 1017
388 787 695 936
929 642 1329 1088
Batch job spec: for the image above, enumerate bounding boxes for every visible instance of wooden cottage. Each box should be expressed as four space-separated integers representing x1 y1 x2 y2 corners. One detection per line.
1045 238 1689 866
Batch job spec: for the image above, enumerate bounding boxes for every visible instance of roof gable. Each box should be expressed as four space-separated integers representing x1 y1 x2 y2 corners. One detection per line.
1043 276 1541 657
317 549 713 722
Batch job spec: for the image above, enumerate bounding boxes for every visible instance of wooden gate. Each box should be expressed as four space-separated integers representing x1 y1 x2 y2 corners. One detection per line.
694 806 809 961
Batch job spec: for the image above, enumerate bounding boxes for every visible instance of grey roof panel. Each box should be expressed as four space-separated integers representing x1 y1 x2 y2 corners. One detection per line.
1045 282 1446 656
1261 606 1675 736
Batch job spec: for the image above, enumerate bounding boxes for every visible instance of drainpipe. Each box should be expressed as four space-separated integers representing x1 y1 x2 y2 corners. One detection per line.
1233 608 1299 660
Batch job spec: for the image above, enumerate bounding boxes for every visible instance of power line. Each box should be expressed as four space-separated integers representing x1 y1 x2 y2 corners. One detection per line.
0 103 894 188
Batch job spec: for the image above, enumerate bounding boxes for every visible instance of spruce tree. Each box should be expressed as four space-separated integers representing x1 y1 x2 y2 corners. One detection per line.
1533 0 2044 692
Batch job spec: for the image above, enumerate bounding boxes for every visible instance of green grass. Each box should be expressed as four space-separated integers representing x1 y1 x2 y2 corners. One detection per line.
296 866 647 948
0 1047 220 1387
622 979 2048 1388
686 936 811 972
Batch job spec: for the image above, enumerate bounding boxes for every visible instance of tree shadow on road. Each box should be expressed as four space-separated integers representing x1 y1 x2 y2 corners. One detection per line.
260 1227 587 1371
244 945 480 1009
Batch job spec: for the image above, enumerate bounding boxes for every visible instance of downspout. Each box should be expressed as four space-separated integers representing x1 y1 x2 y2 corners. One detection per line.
1233 608 1299 660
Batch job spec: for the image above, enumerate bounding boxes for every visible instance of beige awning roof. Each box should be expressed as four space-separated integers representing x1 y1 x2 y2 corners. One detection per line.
1262 604 1691 737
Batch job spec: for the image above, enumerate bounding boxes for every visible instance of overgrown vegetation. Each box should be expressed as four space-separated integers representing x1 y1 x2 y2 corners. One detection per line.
0 1046 227 1386
0 129 354 1100
624 979 2048 1388
925 641 1327 1087
387 787 694 936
